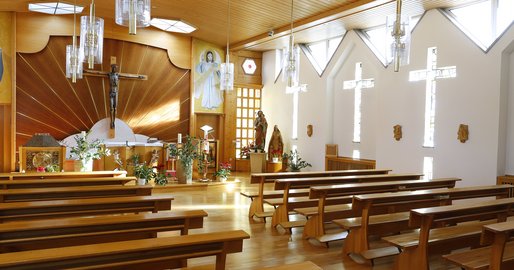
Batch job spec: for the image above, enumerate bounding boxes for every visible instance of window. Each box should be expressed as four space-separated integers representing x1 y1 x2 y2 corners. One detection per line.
236 87 262 158
423 156 434 180
447 0 514 50
302 36 343 75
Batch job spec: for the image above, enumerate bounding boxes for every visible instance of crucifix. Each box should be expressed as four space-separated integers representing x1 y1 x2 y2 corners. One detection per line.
343 62 375 143
409 47 456 147
84 56 148 138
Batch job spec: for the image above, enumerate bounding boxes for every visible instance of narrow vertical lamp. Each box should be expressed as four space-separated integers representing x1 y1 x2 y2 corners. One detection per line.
386 0 411 72
66 1 83 83
283 0 305 94
80 0 103 69
115 0 151 35
220 0 234 91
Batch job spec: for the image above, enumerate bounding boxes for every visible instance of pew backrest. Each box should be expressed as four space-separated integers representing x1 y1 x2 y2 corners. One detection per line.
0 171 128 180
0 177 136 189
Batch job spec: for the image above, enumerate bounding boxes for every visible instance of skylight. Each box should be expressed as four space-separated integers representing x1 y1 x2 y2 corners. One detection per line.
447 0 514 50
150 18 196 34
28 2 83 15
303 36 343 75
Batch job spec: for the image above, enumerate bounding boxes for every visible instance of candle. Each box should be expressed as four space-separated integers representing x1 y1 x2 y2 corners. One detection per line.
204 140 209 152
81 131 86 137
203 130 208 140
177 133 182 144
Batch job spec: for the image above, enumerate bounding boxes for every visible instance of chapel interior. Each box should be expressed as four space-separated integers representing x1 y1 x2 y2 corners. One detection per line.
0 0 514 269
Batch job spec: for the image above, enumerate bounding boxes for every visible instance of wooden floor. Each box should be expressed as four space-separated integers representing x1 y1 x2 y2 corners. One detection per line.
155 172 462 270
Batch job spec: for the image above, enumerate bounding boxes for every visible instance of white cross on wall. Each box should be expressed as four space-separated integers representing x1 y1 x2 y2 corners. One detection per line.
343 62 375 143
409 47 456 147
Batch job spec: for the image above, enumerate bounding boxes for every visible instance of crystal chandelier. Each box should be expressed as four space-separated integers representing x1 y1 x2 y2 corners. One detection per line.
115 0 151 35
80 0 103 69
386 0 411 72
283 0 305 93
65 1 83 83
220 0 234 91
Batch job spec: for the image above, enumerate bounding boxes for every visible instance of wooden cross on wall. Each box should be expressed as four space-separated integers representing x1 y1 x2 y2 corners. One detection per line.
84 57 148 138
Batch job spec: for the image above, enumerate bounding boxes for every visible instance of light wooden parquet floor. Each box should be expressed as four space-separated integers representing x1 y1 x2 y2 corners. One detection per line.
155 172 462 270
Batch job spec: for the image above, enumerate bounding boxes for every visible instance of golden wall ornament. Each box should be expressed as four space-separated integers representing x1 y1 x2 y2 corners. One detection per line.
393 124 402 141
307 124 313 137
458 124 469 143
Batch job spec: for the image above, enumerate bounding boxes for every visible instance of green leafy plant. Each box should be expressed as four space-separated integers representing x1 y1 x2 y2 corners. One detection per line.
287 150 312 172
154 173 168 186
214 162 231 179
168 136 201 179
134 162 156 184
69 131 110 163
45 164 60 172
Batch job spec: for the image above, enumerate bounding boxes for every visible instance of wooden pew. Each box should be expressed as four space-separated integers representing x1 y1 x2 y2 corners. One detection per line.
0 194 174 223
0 230 250 270
244 169 391 219
0 170 127 180
382 197 514 270
298 178 460 243
336 185 513 264
266 173 423 228
443 220 514 270
0 176 135 189
0 185 152 202
0 210 207 252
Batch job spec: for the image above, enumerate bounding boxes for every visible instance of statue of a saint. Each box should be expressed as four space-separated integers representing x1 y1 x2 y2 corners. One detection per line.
268 125 284 160
254 110 268 152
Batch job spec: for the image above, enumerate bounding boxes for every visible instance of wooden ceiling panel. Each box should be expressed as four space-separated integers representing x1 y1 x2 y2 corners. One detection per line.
16 37 191 149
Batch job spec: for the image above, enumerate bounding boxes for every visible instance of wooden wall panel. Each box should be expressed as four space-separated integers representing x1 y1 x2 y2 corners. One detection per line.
16 37 190 149
0 105 11 172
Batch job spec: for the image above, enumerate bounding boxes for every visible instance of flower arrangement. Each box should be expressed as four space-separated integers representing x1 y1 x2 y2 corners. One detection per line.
287 150 312 172
70 131 110 163
154 173 168 186
240 142 255 159
271 149 281 158
214 162 231 179
134 162 156 185
168 135 201 182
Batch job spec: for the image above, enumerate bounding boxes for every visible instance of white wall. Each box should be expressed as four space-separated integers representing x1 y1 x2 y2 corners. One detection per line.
262 9 514 186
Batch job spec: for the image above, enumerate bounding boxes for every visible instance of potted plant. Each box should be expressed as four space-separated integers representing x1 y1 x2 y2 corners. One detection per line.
134 162 155 185
287 150 312 172
154 172 168 186
168 135 200 184
70 131 110 172
271 150 281 163
214 162 231 182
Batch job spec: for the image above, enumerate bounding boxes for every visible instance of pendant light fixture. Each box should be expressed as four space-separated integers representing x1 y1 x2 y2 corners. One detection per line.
115 0 151 35
386 0 411 72
65 0 83 83
283 0 304 93
80 0 104 69
220 0 234 91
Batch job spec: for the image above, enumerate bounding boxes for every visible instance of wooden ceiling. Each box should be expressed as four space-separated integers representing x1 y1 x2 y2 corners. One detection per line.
16 36 190 148
0 0 481 51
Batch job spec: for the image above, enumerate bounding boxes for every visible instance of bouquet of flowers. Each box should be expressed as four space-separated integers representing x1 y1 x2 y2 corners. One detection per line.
240 142 255 159
214 162 231 179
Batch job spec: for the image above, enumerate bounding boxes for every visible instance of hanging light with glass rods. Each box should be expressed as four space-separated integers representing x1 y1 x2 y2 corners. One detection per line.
66 1 83 83
80 0 104 69
220 0 234 91
115 0 151 35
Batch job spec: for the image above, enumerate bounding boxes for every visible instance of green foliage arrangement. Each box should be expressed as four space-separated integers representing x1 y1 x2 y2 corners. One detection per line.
154 173 168 186
168 136 201 177
287 150 312 172
134 162 156 184
69 131 110 163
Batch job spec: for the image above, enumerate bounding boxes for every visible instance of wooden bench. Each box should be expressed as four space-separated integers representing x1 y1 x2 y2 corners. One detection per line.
266 173 423 228
0 230 250 270
382 197 514 270
0 210 207 253
0 170 127 180
260 261 322 270
298 178 460 243
0 194 174 223
0 185 152 202
0 177 136 189
443 220 514 270
244 169 391 219
336 184 513 264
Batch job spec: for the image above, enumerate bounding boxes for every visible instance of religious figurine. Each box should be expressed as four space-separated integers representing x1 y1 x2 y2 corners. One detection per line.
307 124 313 137
458 124 469 143
108 64 119 129
150 149 160 166
113 149 123 170
393 124 402 141
268 125 284 160
254 110 268 152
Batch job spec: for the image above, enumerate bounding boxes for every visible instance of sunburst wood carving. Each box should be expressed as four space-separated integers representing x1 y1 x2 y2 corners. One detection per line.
16 36 190 148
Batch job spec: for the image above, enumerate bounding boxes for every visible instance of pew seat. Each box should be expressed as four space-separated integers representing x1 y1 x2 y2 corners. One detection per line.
260 261 322 269
0 210 207 252
0 194 173 223
0 230 250 270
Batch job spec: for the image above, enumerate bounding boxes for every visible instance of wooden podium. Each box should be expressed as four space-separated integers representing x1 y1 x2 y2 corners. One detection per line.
249 152 266 173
